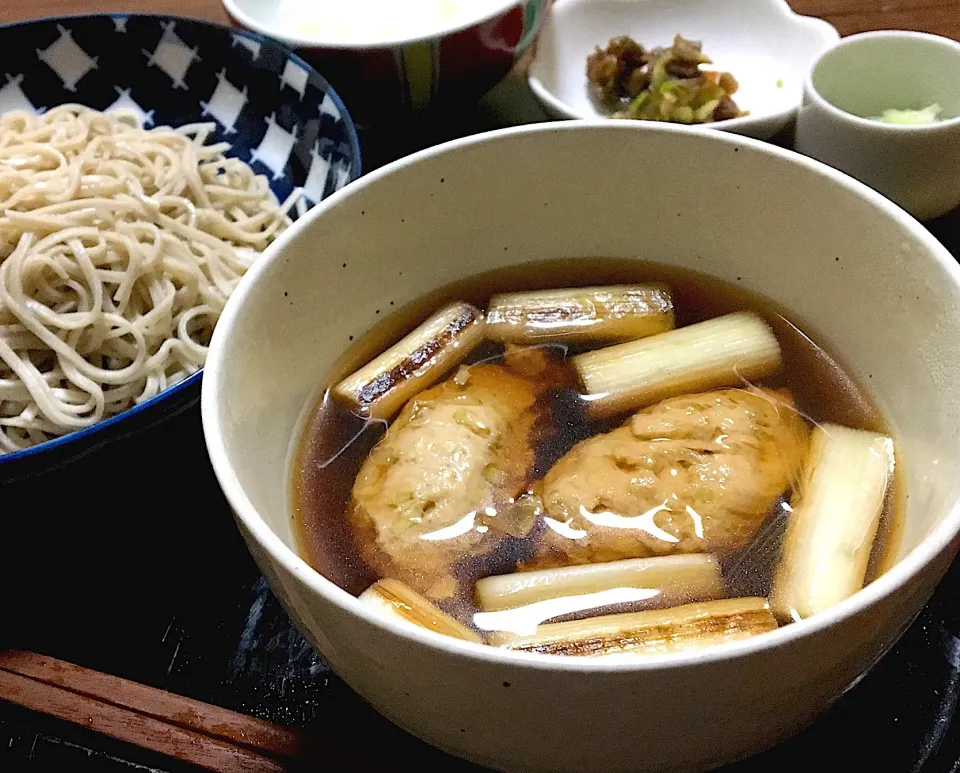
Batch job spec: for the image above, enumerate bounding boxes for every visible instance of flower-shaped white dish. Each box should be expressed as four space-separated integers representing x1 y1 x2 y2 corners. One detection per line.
528 0 839 139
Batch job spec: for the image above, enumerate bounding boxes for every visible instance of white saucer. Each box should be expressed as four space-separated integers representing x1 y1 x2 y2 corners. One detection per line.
528 0 839 139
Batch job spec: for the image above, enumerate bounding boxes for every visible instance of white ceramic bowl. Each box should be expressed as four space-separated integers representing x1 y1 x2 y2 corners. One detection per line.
202 122 960 773
794 31 960 221
528 0 839 139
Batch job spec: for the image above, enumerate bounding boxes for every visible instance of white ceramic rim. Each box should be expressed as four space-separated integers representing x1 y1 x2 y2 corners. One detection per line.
805 30 960 132
527 0 839 132
220 0 523 50
202 119 960 673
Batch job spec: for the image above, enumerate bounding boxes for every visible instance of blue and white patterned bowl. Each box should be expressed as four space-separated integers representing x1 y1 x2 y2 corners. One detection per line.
0 14 361 475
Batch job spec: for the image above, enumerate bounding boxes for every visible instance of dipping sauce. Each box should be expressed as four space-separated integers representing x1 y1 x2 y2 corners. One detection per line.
290 258 903 657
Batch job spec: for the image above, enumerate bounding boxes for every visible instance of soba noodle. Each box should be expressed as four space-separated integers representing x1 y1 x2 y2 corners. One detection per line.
0 105 298 454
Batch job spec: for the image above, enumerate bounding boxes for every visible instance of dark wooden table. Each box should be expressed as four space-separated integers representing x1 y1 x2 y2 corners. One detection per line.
3 1 960 771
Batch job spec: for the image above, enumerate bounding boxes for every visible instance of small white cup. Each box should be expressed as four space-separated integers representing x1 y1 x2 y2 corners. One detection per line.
795 30 960 220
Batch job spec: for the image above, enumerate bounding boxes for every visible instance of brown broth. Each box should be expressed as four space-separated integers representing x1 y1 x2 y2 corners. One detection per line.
291 258 903 628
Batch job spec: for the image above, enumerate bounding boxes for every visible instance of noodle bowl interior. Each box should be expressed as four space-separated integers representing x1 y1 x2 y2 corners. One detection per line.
292 260 902 658
0 106 295 454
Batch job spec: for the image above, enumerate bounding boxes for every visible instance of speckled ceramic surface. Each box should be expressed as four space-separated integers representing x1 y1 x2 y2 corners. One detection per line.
203 122 960 772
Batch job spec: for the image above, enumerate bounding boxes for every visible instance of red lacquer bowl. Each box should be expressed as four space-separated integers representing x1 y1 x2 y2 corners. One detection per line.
222 0 550 121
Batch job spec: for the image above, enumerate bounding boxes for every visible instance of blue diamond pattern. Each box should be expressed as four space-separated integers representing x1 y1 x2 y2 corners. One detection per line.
0 14 361 207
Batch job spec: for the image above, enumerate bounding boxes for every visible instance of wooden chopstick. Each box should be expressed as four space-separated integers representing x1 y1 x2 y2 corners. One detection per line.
0 668 288 773
0 649 377 772
0 649 314 760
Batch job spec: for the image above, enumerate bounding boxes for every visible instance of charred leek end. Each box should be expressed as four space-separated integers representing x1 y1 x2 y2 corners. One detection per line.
572 311 781 417
334 302 485 420
359 579 484 643
489 597 777 657
771 424 894 622
485 284 675 345
475 554 723 612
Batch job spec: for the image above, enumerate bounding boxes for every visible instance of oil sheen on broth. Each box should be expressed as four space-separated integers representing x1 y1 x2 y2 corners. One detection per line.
291 258 902 655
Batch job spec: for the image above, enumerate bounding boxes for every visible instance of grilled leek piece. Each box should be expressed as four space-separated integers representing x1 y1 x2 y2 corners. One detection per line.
489 597 777 656
572 311 781 417
485 285 674 345
475 554 723 612
334 301 485 419
359 579 483 643
771 424 894 622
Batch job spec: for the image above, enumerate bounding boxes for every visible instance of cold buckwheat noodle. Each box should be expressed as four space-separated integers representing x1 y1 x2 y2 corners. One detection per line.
0 105 299 454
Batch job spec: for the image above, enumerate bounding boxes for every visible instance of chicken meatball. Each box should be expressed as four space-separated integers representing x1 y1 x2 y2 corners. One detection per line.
529 388 809 569
349 363 544 598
